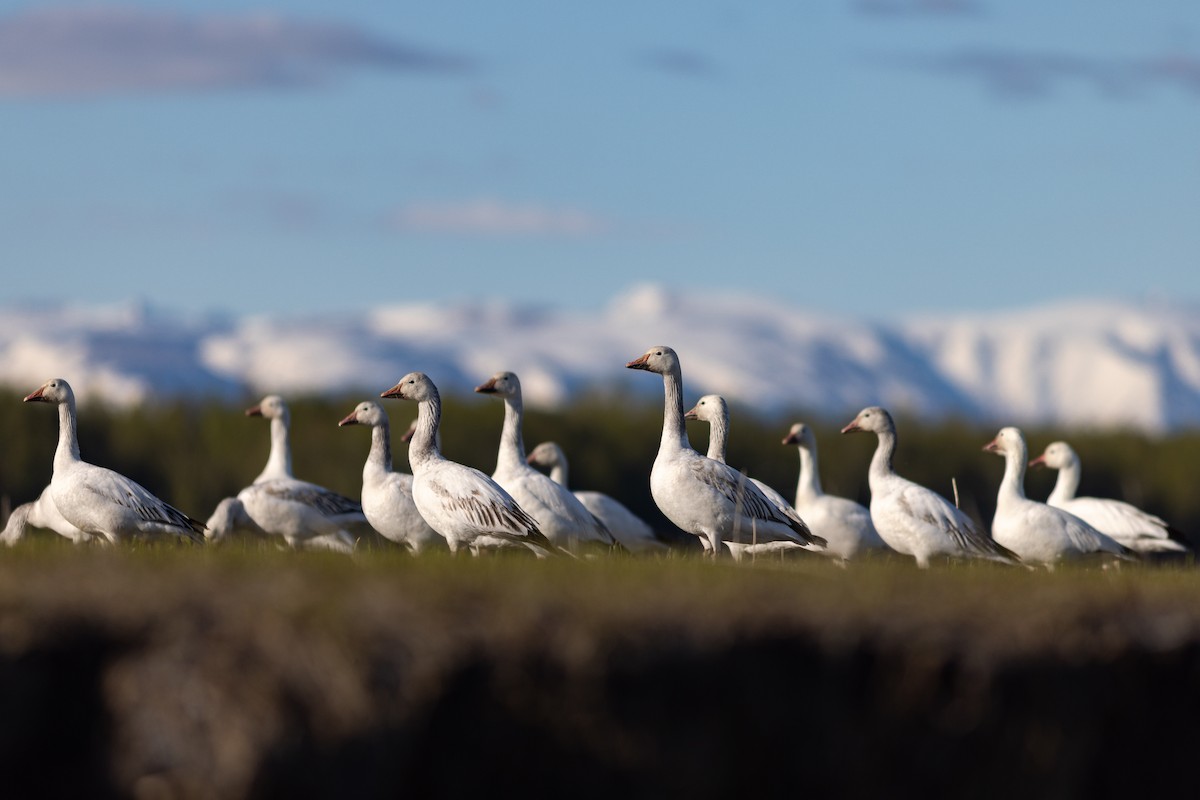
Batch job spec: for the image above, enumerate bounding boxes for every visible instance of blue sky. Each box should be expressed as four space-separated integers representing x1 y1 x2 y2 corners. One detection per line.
2 1 1198 320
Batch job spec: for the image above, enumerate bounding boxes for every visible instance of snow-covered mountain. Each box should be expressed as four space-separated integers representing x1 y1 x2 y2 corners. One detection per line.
3 286 1199 433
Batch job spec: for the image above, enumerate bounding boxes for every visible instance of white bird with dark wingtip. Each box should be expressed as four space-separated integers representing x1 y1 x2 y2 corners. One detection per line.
339 400 444 553
841 405 1019 568
1 485 91 546
22 378 206 545
782 422 890 560
625 346 826 556
526 441 668 554
215 395 365 552
985 427 1136 567
380 371 556 557
684 394 824 560
476 371 618 554
1029 441 1191 556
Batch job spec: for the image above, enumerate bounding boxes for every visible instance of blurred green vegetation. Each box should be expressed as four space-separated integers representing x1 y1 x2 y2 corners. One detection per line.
3 383 1199 546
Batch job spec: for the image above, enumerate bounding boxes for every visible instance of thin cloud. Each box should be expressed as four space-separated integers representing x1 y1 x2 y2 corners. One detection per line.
636 48 718 78
888 48 1200 99
388 199 614 238
0 6 472 97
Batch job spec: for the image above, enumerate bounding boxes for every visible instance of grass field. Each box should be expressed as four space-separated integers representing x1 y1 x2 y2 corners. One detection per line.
2 541 1199 799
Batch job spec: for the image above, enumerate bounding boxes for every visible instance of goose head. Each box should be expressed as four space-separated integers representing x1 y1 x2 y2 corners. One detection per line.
474 370 520 399
339 400 387 428
381 372 436 403
23 378 74 405
782 422 815 448
626 345 679 375
526 441 564 469
840 406 894 436
246 394 288 423
983 426 1027 460
684 393 726 424
400 419 418 443
1029 441 1076 470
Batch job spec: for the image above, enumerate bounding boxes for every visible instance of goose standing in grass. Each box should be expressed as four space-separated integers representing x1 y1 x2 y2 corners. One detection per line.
214 395 365 552
985 427 1136 567
22 378 205 544
684 394 824 560
476 371 619 553
1 485 91 546
526 441 669 554
782 422 890 560
841 406 1019 567
1029 441 1191 555
381 372 556 556
625 346 826 556
339 400 444 553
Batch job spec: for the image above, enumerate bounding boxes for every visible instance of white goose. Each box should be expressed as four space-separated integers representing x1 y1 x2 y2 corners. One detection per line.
1030 441 1190 555
625 346 826 555
782 422 890 560
22 378 205 544
985 427 1135 566
683 394 824 560
476 371 618 553
338 400 445 553
218 395 365 552
841 406 1018 567
380 372 555 556
526 441 668 554
1 485 91 546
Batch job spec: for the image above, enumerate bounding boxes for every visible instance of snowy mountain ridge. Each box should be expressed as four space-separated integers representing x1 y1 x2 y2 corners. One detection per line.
2 286 1198 433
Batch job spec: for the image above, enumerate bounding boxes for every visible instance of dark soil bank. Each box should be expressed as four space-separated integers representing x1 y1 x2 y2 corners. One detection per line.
1 549 1198 799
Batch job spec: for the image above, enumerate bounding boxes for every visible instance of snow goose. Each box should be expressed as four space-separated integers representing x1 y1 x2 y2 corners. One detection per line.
22 378 205 544
985 428 1135 566
221 394 366 552
782 422 890 560
841 406 1018 567
1030 441 1191 555
1 486 91 546
684 394 824 560
475 371 618 553
526 441 668 554
339 400 445 553
625 346 825 555
380 372 556 556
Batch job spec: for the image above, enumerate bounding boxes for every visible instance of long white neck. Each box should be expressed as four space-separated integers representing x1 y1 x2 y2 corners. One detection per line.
364 419 393 481
407 391 445 474
54 398 82 470
494 392 527 476
256 415 293 482
867 430 897 493
659 367 690 453
704 412 729 463
1048 457 1080 504
547 455 568 486
997 445 1028 510
795 444 823 505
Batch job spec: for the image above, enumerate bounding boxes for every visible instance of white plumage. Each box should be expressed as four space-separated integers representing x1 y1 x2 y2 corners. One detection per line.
476 371 618 553
1 485 91 546
985 427 1134 566
339 400 445 553
841 406 1019 567
526 441 668 554
684 394 824 559
625 346 825 555
22 378 205 544
380 371 555 556
1030 441 1190 555
782 422 890 560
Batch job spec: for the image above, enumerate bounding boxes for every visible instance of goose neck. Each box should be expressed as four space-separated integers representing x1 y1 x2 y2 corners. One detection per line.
795 445 823 504
659 367 691 453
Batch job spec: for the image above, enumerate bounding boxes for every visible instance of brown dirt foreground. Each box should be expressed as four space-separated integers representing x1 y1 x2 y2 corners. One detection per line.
1 546 1198 800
